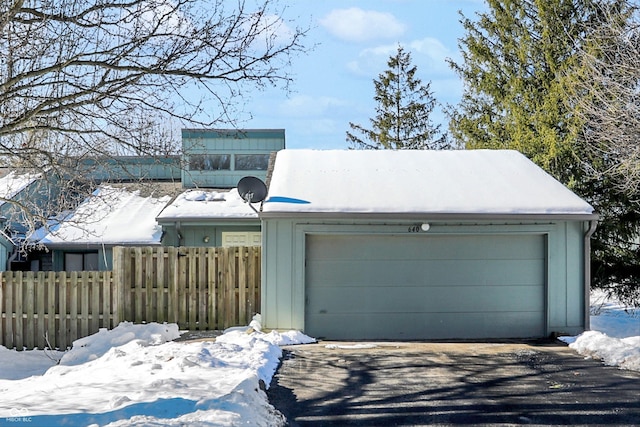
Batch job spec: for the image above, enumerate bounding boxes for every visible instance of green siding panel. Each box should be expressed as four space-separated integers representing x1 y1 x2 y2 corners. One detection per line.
182 129 285 188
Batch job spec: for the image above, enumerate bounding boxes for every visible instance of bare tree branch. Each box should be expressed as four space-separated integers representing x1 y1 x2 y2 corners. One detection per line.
570 3 640 199
0 0 308 242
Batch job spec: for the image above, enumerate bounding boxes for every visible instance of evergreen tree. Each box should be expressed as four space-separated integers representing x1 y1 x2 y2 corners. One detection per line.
448 0 595 184
449 0 639 306
347 46 448 150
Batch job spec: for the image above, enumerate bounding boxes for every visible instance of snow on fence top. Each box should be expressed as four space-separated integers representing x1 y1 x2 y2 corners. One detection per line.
263 149 595 216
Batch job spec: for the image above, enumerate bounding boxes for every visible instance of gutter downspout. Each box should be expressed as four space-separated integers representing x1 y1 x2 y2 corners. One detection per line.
7 249 18 272
176 221 183 247
584 219 598 331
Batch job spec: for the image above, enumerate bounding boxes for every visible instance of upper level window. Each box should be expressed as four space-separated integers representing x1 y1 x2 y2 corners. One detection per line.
189 154 231 171
235 154 270 170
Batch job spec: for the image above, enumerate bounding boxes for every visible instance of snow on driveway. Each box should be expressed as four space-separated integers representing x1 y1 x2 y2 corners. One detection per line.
0 292 636 426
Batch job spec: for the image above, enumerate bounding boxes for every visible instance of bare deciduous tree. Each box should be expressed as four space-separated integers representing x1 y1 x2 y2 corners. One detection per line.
0 0 308 241
570 3 640 198
565 2 640 306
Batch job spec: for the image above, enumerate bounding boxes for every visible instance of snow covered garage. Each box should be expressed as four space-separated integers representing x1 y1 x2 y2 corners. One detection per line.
260 150 598 340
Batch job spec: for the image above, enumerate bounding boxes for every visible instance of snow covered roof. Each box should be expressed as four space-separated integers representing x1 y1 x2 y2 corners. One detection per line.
0 171 40 206
262 149 596 218
156 188 258 222
34 186 171 247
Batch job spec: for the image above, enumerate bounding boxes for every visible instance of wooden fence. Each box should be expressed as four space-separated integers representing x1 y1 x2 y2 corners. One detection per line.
0 246 261 350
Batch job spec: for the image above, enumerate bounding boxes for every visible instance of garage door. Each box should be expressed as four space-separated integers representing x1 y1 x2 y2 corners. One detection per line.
305 233 546 340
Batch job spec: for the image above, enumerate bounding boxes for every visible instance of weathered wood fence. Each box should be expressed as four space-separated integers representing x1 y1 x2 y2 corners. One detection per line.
0 246 261 350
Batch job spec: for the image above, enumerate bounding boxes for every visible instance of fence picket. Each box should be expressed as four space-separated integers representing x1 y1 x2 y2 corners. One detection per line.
80 272 89 339
168 247 178 324
188 247 197 329
25 273 35 350
69 271 78 346
35 271 47 349
103 271 112 329
145 247 154 322
156 249 165 323
48 272 58 349
5 274 13 349
91 272 100 334
225 248 237 329
238 248 247 324
207 248 217 331
58 272 67 349
14 271 23 350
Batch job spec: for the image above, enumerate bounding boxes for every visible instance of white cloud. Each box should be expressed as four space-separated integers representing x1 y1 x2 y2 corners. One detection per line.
347 37 456 78
410 38 451 65
320 8 405 43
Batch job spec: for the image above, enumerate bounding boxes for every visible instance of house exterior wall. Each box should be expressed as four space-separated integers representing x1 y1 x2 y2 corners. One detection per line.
51 248 113 271
181 129 285 188
161 223 261 247
261 217 590 338
0 241 9 271
77 156 182 182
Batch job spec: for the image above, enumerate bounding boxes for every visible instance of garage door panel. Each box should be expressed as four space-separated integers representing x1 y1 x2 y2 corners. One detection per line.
307 259 545 287
307 284 544 314
309 234 545 261
305 311 545 340
305 233 546 340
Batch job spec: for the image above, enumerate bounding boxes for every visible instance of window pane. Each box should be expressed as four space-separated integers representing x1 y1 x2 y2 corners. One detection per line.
235 154 270 170
189 154 230 171
84 253 99 270
65 253 83 272
64 252 99 271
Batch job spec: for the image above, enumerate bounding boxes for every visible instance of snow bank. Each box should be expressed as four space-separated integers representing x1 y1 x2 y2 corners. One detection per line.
60 322 180 366
560 291 640 372
562 331 640 371
0 321 313 426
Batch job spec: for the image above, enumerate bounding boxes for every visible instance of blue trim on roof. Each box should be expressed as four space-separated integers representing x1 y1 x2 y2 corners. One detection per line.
265 196 311 205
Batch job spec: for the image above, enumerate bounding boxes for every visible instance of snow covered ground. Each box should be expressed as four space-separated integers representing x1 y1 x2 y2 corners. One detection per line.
0 319 314 426
0 292 637 426
560 290 640 371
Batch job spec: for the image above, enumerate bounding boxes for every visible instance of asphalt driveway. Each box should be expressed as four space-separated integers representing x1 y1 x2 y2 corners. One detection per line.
267 340 640 426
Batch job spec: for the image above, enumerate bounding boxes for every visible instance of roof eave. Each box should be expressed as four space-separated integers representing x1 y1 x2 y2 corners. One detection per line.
157 215 259 224
39 241 163 250
259 211 599 221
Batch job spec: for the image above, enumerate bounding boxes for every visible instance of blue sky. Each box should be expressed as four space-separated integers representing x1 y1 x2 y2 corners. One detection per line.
238 0 488 149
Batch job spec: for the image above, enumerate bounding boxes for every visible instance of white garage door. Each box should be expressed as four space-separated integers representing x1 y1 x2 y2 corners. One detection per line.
305 233 546 340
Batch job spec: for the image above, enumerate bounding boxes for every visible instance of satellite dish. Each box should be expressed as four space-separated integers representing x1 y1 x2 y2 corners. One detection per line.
238 176 267 204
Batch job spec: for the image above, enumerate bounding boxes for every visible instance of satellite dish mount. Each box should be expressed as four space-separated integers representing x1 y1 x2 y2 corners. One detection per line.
237 176 267 214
